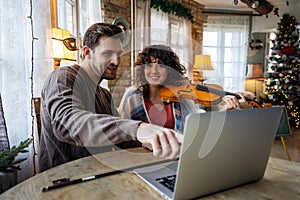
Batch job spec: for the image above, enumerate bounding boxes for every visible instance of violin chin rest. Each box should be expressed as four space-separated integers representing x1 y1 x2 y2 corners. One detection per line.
161 99 172 105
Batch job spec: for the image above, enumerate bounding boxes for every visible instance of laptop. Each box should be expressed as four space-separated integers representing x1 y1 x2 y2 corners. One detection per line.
134 107 283 200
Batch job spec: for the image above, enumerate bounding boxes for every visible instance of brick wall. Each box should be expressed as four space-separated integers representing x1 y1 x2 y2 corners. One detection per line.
187 0 204 54
100 0 204 107
101 0 132 107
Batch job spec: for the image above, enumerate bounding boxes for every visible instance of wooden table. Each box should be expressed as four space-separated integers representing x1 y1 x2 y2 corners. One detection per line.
1 148 300 199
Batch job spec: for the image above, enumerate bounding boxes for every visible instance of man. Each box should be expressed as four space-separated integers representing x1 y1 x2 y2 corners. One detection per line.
39 23 182 172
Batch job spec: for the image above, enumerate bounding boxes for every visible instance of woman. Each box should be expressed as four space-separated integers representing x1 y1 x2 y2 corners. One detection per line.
119 45 245 132
119 45 205 132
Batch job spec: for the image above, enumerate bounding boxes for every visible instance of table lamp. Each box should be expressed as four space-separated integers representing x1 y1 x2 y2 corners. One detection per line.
52 28 77 69
193 55 213 83
246 63 264 79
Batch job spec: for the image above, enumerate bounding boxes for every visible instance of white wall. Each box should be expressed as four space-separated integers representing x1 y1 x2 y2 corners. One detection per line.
252 0 300 32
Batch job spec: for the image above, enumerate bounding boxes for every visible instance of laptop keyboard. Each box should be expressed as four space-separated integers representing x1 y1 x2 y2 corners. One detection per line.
155 175 176 192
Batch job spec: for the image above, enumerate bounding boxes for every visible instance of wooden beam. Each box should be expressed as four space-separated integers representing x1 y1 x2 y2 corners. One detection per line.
50 0 58 28
203 10 263 16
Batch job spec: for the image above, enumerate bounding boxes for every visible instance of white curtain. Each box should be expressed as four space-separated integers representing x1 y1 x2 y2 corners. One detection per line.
78 0 102 35
173 17 193 79
149 8 169 45
135 0 193 79
135 0 151 53
203 15 249 92
88 0 102 24
0 0 52 180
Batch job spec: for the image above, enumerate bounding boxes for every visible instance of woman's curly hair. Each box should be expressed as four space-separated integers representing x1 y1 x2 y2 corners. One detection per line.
135 45 187 98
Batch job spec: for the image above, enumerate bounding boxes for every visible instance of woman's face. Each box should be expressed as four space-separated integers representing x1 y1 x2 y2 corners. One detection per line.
144 56 168 86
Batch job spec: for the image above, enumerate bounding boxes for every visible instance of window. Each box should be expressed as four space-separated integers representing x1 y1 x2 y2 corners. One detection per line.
136 0 193 79
53 0 102 66
203 15 250 92
55 0 101 39
139 7 193 76
149 8 169 45
78 0 102 38
57 0 77 35
79 0 89 35
169 17 185 62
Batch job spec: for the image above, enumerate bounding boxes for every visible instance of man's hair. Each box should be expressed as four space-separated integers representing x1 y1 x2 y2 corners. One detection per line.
82 23 123 50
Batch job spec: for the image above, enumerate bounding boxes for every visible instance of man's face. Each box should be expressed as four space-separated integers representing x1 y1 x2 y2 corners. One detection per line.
90 36 122 80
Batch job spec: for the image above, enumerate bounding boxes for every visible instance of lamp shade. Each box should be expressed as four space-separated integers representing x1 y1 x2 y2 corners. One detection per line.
193 55 213 71
52 28 76 61
246 64 264 78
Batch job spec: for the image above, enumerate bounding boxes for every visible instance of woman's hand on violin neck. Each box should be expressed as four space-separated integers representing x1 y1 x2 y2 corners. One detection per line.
136 123 183 159
239 91 256 101
217 94 247 111
235 92 252 109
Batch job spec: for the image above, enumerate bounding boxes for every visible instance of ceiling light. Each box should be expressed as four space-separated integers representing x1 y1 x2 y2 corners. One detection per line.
251 0 260 8
240 0 274 15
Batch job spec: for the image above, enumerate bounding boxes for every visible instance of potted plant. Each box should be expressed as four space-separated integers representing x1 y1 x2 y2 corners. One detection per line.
0 138 33 193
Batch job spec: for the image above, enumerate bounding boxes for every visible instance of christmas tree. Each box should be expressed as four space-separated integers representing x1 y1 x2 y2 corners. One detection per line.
262 14 300 129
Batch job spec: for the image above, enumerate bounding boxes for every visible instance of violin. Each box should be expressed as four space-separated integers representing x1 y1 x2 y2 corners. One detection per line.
160 81 261 108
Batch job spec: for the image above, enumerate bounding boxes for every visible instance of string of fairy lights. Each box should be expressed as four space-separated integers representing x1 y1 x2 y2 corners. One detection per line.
26 0 38 175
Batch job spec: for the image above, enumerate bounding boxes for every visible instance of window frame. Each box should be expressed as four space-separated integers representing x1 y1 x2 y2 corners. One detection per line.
202 16 250 92
56 0 77 36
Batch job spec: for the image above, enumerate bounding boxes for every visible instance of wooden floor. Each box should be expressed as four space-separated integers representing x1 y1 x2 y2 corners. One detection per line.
270 128 300 163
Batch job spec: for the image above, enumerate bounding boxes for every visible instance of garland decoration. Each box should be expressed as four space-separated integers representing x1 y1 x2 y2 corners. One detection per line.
150 0 194 22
